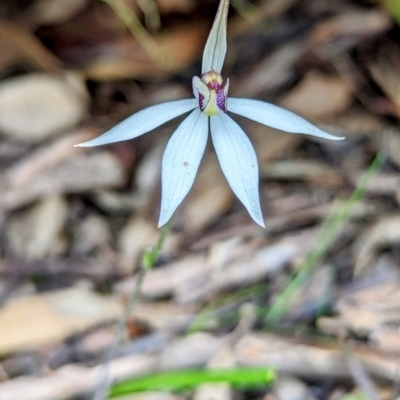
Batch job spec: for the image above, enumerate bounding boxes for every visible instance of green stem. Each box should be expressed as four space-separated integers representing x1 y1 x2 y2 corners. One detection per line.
93 220 173 400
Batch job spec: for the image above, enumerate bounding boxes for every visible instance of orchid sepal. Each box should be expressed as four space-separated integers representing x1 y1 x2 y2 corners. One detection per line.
201 0 230 74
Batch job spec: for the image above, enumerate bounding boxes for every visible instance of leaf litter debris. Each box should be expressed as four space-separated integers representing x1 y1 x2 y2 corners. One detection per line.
0 1 400 399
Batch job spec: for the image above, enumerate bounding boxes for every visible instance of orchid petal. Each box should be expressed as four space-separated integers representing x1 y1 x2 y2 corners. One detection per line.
76 99 198 147
228 98 344 140
192 76 211 111
210 113 264 227
202 0 229 74
158 109 209 227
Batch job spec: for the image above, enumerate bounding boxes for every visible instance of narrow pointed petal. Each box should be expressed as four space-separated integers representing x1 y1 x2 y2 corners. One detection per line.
158 109 209 227
202 0 229 74
76 99 198 147
228 98 344 140
210 113 264 227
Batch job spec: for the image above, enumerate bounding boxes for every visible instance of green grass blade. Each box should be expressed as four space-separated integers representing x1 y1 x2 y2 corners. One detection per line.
265 152 386 322
108 368 276 397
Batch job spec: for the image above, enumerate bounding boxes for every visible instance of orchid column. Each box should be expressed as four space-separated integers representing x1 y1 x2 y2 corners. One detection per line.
77 0 343 227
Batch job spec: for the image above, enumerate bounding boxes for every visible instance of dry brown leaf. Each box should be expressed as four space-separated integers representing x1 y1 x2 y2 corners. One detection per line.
207 228 319 295
0 287 122 354
265 198 376 235
141 227 321 304
235 333 349 379
353 214 400 273
0 354 156 400
234 41 307 97
115 255 208 301
350 172 400 196
279 73 353 120
188 229 320 303
335 275 400 336
328 109 387 137
158 333 225 370
6 129 97 188
261 159 343 188
236 333 400 382
309 9 392 47
83 22 208 80
370 329 400 354
133 301 198 332
0 152 126 212
244 119 303 166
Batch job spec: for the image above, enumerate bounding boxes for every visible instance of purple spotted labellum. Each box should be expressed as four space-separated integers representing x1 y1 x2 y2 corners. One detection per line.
76 0 344 227
193 71 229 115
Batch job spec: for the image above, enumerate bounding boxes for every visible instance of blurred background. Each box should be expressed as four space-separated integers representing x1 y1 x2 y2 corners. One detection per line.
0 0 400 399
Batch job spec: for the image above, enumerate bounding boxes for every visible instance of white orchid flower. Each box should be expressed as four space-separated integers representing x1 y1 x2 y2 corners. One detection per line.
77 0 343 227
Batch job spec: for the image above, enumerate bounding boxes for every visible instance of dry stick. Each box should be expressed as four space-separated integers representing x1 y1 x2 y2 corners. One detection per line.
92 220 173 400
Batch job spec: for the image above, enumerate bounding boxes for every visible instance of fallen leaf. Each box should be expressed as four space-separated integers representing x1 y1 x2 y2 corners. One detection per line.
309 9 392 46
280 73 353 120
0 152 126 211
0 287 122 354
335 274 400 336
234 41 307 97
261 159 344 188
83 23 208 80
352 214 400 273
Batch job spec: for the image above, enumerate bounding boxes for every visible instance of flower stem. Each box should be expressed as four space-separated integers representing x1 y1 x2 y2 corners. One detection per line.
92 220 173 400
